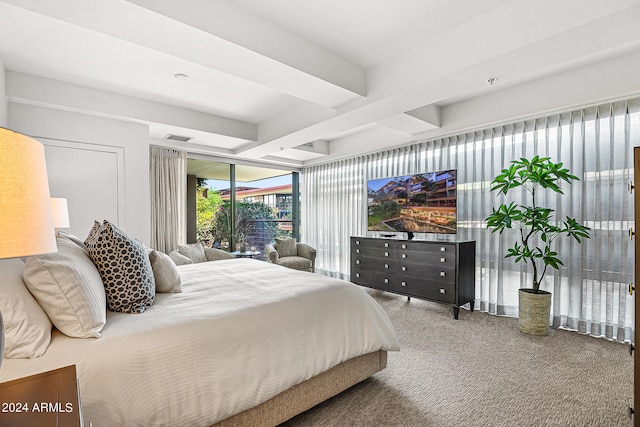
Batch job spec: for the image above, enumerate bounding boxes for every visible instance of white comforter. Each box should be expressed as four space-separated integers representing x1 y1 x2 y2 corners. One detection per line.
1 258 400 426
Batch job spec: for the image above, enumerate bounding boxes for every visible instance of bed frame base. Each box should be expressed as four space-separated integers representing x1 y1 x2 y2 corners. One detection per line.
213 350 387 426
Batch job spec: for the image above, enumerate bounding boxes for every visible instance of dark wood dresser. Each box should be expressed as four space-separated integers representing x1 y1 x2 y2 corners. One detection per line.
350 236 476 319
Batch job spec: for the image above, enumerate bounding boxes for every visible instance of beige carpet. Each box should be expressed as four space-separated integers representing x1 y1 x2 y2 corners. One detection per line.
282 290 633 427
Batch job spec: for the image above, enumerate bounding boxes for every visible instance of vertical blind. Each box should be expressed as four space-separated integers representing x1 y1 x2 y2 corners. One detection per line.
302 98 639 342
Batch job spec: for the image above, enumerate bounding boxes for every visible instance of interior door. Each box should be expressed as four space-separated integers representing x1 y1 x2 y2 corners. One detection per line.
634 146 639 425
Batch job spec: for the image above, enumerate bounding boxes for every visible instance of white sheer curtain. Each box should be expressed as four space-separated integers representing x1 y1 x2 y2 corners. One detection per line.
149 146 186 254
302 98 639 342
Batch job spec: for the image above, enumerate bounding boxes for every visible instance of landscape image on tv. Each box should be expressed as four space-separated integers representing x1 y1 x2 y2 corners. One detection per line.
367 170 457 234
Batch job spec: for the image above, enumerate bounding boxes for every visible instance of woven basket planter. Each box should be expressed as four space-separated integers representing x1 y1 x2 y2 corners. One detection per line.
518 288 551 335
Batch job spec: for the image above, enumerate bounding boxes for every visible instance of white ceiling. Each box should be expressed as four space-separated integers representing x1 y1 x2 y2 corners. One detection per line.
1 0 640 167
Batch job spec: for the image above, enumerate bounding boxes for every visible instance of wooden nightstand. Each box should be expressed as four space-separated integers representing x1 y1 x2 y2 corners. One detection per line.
0 365 82 427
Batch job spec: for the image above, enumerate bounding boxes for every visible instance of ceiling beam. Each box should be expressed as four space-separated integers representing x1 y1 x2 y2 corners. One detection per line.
236 3 640 160
6 72 256 141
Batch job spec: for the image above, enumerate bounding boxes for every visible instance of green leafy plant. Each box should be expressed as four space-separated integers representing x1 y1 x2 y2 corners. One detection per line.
213 201 280 247
485 156 591 293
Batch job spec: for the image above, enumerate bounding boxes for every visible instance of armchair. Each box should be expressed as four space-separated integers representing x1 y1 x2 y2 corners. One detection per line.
265 237 316 272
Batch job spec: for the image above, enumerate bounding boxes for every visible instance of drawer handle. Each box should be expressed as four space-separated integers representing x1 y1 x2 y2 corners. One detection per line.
440 257 446 263
401 281 407 287
440 271 446 277
385 252 389 257
440 288 446 294
384 243 389 248
384 264 389 269
384 278 389 284
356 249 360 253
356 273 360 278
401 266 406 271
402 254 407 259
356 260 360 265
401 244 406 249
356 240 360 245
440 247 446 252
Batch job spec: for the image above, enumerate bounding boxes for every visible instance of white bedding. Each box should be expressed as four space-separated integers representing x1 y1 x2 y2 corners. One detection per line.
1 258 400 426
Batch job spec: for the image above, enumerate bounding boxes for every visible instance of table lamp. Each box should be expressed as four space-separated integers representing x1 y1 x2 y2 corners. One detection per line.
0 128 57 367
50 197 70 230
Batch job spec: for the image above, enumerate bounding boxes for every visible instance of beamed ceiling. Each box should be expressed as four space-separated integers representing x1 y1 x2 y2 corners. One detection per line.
1 0 639 167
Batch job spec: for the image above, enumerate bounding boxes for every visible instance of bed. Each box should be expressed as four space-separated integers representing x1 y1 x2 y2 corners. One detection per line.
0 256 400 426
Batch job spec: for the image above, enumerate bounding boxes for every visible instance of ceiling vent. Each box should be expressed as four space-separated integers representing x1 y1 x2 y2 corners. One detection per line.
165 134 192 143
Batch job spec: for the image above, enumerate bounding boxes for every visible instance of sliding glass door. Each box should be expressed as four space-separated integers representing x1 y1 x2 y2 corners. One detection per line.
186 159 299 260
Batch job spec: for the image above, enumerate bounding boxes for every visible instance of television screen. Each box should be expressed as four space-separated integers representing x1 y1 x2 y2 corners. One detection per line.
367 169 457 234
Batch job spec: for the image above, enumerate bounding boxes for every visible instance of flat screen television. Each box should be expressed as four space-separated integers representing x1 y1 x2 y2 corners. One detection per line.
367 169 457 236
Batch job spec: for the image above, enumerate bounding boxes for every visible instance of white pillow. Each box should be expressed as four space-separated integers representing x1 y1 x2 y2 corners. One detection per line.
0 259 52 358
56 230 88 251
149 250 182 293
169 251 194 266
23 235 107 338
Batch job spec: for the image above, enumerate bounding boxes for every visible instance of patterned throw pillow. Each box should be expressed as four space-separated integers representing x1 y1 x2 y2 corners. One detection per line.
84 220 102 246
275 237 297 258
85 221 155 313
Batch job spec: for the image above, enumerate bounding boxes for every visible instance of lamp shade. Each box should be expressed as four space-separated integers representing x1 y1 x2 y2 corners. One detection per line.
50 197 70 229
0 128 57 258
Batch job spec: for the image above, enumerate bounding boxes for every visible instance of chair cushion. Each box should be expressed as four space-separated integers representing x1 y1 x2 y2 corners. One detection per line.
275 237 297 258
204 247 234 261
169 250 194 265
278 256 312 271
178 243 207 263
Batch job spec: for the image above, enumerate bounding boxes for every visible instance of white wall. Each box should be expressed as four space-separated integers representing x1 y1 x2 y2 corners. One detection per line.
8 103 151 244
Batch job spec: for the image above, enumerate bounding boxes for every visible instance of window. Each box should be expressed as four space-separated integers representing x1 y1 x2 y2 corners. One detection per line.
186 159 299 260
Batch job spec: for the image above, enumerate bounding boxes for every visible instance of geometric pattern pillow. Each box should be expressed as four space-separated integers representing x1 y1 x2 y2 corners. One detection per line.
275 237 297 258
84 221 155 313
84 220 102 247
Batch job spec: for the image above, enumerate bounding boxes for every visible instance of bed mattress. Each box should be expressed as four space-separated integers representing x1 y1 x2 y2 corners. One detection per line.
1 258 400 426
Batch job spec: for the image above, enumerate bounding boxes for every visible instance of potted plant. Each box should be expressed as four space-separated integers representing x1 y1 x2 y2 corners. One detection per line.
485 156 591 335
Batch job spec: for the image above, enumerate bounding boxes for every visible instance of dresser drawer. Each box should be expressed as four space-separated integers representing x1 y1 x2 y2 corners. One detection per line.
396 250 456 267
351 238 396 250
351 268 395 292
352 257 396 271
351 246 396 260
397 264 455 282
395 278 456 304
397 241 455 255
